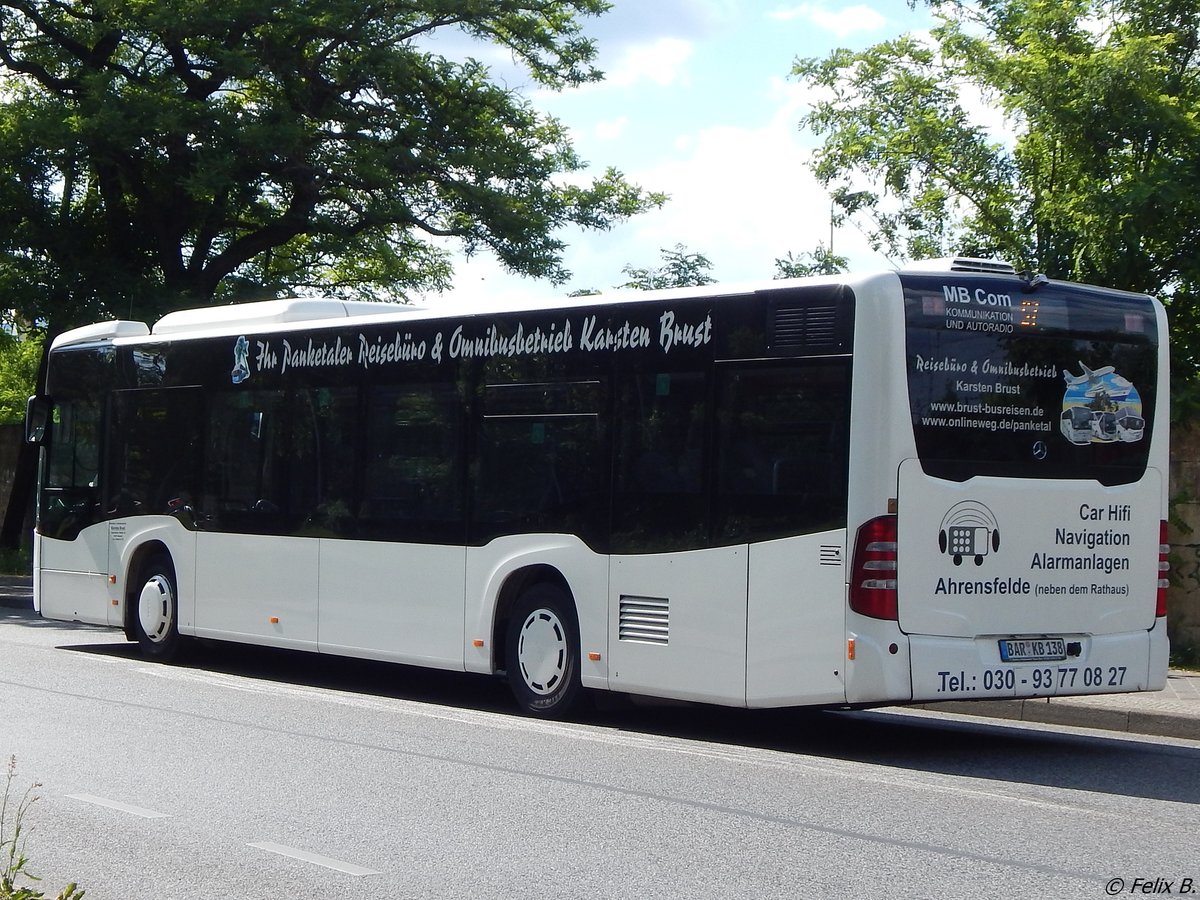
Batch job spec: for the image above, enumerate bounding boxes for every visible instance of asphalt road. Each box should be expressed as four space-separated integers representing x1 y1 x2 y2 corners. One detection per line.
3 607 1198 900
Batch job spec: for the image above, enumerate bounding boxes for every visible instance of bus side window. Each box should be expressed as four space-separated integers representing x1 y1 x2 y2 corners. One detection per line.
45 400 100 491
715 363 850 543
107 388 202 517
204 390 316 534
611 370 709 554
471 380 606 546
360 384 464 541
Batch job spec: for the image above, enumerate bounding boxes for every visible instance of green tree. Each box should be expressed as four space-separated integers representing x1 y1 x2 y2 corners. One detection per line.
620 243 715 290
793 0 1200 376
774 244 848 278
0 333 42 425
0 0 664 332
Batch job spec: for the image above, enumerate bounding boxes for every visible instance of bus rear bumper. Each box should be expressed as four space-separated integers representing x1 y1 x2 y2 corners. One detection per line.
845 615 914 705
908 625 1167 703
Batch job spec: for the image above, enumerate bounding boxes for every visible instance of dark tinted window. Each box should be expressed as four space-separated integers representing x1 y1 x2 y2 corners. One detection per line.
362 384 463 541
471 379 607 545
715 363 851 543
612 371 709 553
902 275 1158 484
46 400 101 491
39 347 116 540
309 386 360 536
40 398 103 540
203 390 319 534
107 388 202 517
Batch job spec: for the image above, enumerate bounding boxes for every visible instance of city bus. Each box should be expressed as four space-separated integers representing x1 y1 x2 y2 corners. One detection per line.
25 258 1170 717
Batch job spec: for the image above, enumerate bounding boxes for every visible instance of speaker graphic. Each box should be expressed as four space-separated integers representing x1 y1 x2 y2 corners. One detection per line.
938 500 1001 567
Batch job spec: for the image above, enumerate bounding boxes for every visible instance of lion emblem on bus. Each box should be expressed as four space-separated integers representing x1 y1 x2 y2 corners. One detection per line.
938 500 1001 567
231 335 251 384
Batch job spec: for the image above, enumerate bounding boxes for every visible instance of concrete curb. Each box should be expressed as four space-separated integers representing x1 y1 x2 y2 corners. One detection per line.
916 697 1200 741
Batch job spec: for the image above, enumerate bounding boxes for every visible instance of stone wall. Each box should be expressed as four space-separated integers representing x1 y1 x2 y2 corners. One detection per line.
1169 426 1200 649
0 424 21 494
0 424 27 546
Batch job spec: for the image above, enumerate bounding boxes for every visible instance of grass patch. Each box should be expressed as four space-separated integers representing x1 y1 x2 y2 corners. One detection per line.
0 549 30 578
1 757 83 900
1170 638 1200 673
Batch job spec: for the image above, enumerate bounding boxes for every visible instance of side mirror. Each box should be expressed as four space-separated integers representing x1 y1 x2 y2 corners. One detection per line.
25 396 50 444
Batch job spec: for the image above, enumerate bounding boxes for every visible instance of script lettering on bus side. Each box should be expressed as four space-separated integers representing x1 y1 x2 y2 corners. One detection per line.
239 308 716 381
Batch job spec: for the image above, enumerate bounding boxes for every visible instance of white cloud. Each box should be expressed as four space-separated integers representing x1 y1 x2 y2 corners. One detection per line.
616 122 830 283
768 3 888 38
594 116 630 141
602 37 696 88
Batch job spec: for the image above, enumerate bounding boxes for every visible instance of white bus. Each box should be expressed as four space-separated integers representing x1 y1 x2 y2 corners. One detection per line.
26 258 1170 716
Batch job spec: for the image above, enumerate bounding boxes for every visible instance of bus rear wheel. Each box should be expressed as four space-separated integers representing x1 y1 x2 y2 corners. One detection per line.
134 554 183 662
505 584 583 718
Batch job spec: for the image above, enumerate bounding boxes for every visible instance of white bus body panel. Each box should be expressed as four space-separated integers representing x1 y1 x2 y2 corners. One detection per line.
897 461 1161 638
608 546 747 705
36 527 110 626
845 611 913 704
746 531 847 706
194 533 318 650
317 539 465 670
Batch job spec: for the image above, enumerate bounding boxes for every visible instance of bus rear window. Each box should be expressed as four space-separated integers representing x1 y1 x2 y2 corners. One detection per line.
901 275 1159 485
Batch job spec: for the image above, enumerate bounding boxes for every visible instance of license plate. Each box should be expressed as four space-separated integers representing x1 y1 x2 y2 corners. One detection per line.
998 637 1067 662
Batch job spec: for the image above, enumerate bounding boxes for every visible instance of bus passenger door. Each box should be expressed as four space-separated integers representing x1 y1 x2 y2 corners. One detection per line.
318 383 467 669
725 362 852 707
37 396 110 625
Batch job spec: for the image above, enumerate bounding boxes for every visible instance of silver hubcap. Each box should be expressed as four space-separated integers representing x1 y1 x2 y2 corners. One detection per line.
517 608 567 696
138 575 173 643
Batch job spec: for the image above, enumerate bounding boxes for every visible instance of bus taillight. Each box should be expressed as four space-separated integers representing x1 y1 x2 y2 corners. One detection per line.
1158 520 1170 618
850 515 898 620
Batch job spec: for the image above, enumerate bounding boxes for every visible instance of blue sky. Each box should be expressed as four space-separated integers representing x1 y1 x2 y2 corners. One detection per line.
435 1 936 304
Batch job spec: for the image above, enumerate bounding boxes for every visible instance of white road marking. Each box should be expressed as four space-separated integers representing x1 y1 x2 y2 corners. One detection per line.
67 794 170 819
248 842 380 877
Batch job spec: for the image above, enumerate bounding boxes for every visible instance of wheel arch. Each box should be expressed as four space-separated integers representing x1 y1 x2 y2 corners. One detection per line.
122 539 172 641
490 564 575 674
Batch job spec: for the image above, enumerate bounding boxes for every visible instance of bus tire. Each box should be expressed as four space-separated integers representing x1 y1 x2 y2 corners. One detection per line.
134 553 183 662
505 584 583 719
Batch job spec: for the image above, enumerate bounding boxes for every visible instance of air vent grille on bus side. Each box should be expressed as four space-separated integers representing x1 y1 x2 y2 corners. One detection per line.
762 285 853 355
618 595 670 645
773 305 837 349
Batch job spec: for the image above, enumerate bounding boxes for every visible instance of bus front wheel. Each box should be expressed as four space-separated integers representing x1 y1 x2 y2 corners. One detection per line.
134 554 182 662
505 585 583 718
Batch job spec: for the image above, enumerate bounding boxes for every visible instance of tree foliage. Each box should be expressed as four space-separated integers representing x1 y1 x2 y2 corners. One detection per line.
0 333 42 425
774 244 847 279
0 0 664 330
793 0 1200 376
620 243 715 290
